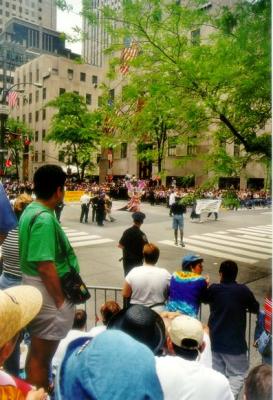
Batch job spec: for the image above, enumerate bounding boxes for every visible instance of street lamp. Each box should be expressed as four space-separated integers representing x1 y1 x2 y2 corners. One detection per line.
0 82 42 176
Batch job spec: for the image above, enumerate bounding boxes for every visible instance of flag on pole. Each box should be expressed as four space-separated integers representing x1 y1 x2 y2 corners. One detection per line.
7 91 18 108
5 159 12 168
0 182 17 234
120 41 138 75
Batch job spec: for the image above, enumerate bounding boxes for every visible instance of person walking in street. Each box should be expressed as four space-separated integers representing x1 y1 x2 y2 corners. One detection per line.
80 190 91 223
19 164 79 392
96 193 106 226
170 196 186 246
118 212 148 276
202 260 259 398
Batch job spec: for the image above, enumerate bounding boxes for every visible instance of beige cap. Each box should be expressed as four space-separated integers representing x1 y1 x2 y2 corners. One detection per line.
0 286 42 348
168 315 204 350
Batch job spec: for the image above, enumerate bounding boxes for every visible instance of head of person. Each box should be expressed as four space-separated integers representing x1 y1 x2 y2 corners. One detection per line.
143 243 160 265
167 315 205 361
33 164 66 201
182 254 203 274
132 211 146 226
244 364 272 400
13 193 32 220
0 286 42 366
72 309 87 331
56 330 163 400
219 260 238 283
107 304 166 355
100 301 121 325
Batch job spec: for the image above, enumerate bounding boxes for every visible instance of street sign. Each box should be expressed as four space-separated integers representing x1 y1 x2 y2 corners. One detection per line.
0 104 9 115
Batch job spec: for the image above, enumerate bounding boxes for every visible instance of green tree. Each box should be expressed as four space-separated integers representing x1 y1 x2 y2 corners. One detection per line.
83 0 271 166
46 92 102 180
5 118 32 179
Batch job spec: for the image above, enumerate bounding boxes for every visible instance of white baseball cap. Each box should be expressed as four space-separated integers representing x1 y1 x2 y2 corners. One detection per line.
168 315 204 350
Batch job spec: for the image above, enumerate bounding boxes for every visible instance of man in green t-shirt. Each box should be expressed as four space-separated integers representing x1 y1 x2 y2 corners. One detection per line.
19 164 79 391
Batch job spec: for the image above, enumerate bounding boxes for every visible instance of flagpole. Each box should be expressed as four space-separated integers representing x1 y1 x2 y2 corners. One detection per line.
0 81 42 177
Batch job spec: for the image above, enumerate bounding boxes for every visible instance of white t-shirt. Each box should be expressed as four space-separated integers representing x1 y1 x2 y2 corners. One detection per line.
169 192 176 206
80 194 90 205
156 355 234 400
126 265 171 307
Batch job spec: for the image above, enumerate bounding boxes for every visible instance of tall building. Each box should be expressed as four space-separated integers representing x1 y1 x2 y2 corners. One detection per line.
11 53 103 180
0 0 56 33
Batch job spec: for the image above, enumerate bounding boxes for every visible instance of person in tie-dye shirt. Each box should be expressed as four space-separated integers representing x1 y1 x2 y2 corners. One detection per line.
166 254 208 317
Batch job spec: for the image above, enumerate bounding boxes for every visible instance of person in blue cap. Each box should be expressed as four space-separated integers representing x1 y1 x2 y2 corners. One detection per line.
165 254 208 317
55 330 163 400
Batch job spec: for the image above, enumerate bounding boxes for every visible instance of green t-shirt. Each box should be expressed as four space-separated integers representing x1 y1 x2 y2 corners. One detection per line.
19 201 80 277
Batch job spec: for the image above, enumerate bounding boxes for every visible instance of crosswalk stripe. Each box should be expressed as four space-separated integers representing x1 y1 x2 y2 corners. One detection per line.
62 229 77 233
238 235 272 243
72 238 114 248
66 232 91 237
204 233 272 248
227 229 271 237
69 235 101 243
241 228 272 235
201 234 272 253
185 237 269 259
158 240 257 264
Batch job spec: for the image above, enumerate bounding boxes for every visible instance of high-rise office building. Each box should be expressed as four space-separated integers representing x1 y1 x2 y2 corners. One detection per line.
0 0 57 33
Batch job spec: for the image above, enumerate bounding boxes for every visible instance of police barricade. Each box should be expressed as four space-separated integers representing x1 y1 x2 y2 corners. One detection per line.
64 191 85 203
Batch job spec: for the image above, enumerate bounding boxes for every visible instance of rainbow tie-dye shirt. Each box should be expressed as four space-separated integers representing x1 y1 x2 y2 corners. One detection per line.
166 271 207 317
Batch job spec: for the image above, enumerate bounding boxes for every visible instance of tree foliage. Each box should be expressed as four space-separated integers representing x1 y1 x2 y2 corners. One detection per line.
46 92 102 179
82 0 271 174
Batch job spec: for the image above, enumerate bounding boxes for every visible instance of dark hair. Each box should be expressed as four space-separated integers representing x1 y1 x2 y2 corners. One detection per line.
219 260 238 282
100 301 121 325
143 243 160 265
172 343 199 361
72 309 87 330
34 165 66 200
183 260 202 272
245 364 272 400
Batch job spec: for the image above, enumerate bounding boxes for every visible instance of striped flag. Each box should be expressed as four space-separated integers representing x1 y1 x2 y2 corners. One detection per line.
7 91 18 108
120 41 138 75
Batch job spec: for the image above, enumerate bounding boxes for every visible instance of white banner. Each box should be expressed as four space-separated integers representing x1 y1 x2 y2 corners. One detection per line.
195 199 222 215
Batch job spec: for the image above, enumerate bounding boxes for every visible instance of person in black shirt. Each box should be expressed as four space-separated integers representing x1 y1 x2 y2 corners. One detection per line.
118 212 148 276
202 260 259 398
171 197 186 246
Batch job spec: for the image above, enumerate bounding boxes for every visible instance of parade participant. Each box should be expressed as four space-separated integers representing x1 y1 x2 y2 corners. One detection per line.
170 196 186 246
118 212 148 276
203 260 259 398
55 201 64 223
96 193 106 226
19 165 79 391
79 190 91 223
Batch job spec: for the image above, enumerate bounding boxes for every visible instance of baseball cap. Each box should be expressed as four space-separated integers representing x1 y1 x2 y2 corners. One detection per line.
0 286 43 348
56 330 163 400
132 211 146 223
107 305 166 355
182 254 203 270
168 315 204 350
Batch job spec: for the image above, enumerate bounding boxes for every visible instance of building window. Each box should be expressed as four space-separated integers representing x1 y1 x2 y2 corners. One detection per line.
34 151 38 162
191 29 200 45
29 93 32 104
187 137 197 156
73 91 79 95
35 131 39 142
28 113 32 123
67 69 73 80
120 143 127 159
59 88 65 95
58 150 65 162
35 90 39 102
80 72 86 82
234 140 240 157
29 71 32 83
108 89 115 105
86 94 92 105
92 75 98 87
98 96 103 107
42 150 45 162
36 68 39 81
42 109 46 120
22 114 25 123
35 110 39 122
168 137 176 156
42 129 46 139
42 87 46 100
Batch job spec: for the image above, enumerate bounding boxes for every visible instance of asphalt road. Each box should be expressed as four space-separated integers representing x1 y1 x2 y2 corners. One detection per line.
61 200 272 305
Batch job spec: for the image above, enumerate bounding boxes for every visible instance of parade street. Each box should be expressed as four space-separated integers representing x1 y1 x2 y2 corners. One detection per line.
60 200 272 305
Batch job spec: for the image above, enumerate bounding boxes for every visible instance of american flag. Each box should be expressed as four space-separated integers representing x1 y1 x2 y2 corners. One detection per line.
7 91 18 108
120 41 138 75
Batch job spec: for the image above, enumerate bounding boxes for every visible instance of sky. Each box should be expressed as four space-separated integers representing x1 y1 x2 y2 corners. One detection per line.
56 0 82 55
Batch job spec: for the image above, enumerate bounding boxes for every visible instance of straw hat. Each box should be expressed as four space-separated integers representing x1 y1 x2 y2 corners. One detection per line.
0 286 42 348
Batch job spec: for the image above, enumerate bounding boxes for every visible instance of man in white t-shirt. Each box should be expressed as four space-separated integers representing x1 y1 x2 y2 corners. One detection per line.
122 243 171 310
156 315 234 400
80 190 91 223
